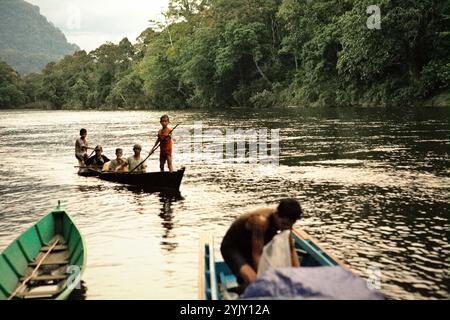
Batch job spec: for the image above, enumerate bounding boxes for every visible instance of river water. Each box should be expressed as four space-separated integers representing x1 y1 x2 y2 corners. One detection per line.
0 108 448 300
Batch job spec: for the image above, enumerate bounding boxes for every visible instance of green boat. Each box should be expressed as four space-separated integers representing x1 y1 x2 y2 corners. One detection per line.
0 203 86 300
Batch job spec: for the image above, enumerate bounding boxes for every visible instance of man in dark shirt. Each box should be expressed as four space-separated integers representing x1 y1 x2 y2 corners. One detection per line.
220 199 302 291
85 145 110 169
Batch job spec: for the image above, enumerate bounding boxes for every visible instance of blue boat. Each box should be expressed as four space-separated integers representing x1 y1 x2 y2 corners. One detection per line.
199 229 373 300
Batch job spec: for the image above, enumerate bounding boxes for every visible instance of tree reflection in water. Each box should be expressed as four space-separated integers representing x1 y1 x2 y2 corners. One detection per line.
158 191 184 252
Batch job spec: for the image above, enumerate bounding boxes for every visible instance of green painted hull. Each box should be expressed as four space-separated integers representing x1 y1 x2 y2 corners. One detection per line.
0 205 86 300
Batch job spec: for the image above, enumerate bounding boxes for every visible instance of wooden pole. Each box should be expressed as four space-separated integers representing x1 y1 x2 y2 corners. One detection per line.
8 239 60 300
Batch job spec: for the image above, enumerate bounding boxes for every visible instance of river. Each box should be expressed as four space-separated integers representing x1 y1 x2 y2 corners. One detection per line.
0 107 449 299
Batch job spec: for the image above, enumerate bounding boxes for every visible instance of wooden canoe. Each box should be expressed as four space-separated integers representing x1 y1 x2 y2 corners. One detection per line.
199 229 349 300
0 203 86 300
77 165 185 191
98 167 185 191
77 167 101 177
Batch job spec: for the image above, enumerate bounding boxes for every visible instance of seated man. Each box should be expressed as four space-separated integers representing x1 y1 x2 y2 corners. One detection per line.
220 199 302 292
109 148 128 172
85 145 110 170
117 144 147 173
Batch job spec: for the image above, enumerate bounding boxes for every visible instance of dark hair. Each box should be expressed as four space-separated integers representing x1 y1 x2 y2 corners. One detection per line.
115 148 123 154
160 114 169 122
80 128 87 135
277 199 302 221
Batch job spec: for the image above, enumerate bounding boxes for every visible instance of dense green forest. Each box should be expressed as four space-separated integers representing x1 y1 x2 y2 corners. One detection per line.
0 0 79 75
0 0 449 109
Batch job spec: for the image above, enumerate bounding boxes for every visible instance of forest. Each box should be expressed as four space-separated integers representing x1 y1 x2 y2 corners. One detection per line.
0 0 449 109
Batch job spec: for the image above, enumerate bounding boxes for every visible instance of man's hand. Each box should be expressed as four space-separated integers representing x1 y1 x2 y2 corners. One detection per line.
239 264 257 285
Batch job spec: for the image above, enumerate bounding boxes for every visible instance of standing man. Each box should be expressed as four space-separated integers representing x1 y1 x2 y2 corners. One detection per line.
75 128 93 165
151 115 174 172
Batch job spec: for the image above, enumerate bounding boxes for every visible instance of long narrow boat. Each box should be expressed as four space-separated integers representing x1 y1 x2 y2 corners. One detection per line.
77 167 100 177
199 229 352 300
99 167 185 191
0 203 86 300
78 167 186 192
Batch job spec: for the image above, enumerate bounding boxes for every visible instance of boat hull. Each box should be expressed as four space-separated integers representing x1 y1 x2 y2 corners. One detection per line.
0 206 86 300
199 229 347 300
77 168 100 177
98 167 185 191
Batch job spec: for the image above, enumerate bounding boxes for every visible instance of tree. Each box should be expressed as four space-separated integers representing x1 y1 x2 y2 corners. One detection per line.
8 0 448 109
0 60 25 108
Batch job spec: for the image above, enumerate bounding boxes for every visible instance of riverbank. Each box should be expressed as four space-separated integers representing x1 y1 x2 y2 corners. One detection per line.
423 90 450 107
4 90 449 110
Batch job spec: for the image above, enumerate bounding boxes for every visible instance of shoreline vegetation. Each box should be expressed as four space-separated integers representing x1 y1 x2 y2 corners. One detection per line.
3 91 449 112
1 0 449 110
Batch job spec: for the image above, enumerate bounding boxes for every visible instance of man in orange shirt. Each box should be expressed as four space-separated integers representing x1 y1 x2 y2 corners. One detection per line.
152 114 174 172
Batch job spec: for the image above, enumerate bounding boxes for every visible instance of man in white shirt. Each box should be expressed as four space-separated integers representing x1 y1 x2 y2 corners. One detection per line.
75 128 93 165
117 144 147 173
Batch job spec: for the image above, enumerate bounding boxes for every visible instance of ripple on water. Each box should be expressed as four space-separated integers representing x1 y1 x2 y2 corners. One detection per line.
0 109 449 299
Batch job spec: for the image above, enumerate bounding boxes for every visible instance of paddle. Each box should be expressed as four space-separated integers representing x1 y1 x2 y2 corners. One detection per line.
129 124 179 173
87 149 95 158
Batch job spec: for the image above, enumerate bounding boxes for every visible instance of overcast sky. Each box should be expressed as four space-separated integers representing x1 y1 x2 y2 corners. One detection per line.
27 0 169 51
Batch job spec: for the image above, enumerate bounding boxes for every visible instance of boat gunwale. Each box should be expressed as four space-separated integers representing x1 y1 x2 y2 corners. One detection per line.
98 167 185 190
53 206 87 300
199 228 351 300
293 229 350 271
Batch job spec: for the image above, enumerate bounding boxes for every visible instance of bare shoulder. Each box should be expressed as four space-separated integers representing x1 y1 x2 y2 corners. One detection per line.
246 207 273 233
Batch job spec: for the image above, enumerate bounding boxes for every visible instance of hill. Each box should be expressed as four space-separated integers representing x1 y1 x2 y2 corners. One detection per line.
0 0 79 75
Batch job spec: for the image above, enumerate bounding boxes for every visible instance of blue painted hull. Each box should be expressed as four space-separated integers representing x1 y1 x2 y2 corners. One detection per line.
199 229 347 300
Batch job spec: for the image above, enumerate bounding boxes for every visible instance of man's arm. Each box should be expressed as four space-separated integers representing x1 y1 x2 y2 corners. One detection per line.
151 136 160 151
248 215 269 273
290 231 300 267
239 264 257 285
85 157 93 166
115 161 128 172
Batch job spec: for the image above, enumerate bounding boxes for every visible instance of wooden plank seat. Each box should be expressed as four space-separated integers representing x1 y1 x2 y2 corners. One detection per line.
15 289 63 299
20 274 67 282
40 245 68 252
29 260 69 267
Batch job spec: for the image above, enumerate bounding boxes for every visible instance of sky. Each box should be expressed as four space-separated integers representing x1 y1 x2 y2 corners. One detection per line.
27 0 169 51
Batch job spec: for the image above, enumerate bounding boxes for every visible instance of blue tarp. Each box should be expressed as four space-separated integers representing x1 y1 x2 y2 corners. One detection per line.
241 266 384 300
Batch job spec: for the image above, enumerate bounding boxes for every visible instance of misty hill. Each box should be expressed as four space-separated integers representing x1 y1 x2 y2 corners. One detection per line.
0 0 79 75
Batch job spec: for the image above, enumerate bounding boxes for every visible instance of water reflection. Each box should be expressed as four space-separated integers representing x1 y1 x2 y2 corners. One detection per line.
0 108 449 299
76 185 110 193
159 192 184 252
